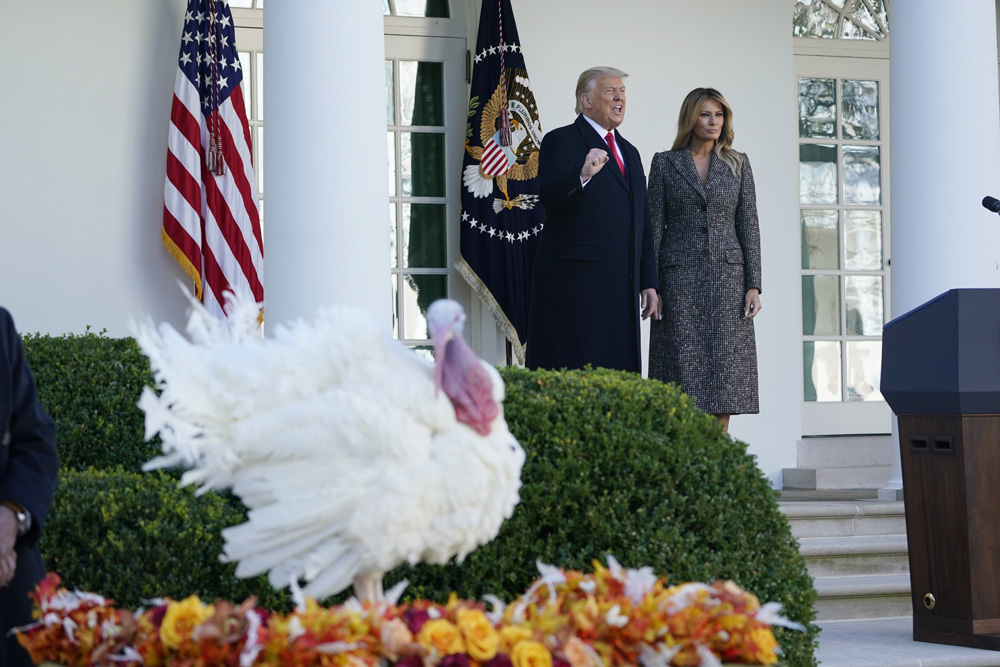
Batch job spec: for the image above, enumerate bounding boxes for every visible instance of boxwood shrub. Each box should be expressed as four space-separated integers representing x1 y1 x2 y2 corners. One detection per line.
21 329 160 472
387 367 818 667
24 333 817 665
40 467 291 612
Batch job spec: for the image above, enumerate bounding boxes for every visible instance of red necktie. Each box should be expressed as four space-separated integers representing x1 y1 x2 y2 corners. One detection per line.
605 131 625 174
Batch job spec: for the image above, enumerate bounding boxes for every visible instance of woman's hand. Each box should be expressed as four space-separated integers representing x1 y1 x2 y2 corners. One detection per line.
744 288 761 319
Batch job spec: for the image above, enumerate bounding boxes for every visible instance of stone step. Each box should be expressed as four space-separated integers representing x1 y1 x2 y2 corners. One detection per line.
799 534 909 577
796 435 896 468
779 500 906 538
782 464 892 490
814 573 912 621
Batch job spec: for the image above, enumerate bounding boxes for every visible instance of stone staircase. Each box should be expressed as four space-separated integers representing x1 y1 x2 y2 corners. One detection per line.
782 435 894 490
780 498 911 621
779 434 913 621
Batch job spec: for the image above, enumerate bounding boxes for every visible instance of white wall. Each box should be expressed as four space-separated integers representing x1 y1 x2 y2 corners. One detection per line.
0 1 190 337
0 0 801 483
511 0 800 484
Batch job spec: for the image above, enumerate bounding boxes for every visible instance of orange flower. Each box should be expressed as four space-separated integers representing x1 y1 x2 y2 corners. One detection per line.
562 636 602 667
499 625 533 654
159 595 214 650
511 640 552 667
456 608 499 661
417 618 465 656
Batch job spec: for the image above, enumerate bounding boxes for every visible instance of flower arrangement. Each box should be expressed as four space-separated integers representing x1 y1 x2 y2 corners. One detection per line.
17 558 801 667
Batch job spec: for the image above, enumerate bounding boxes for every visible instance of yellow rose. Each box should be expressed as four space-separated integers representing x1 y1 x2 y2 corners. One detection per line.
417 618 465 656
499 625 534 654
159 596 214 650
562 636 601 667
456 608 500 661
512 640 552 667
745 627 779 664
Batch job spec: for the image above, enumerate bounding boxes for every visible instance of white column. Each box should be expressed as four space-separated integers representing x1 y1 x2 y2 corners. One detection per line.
263 2 389 329
882 0 1000 500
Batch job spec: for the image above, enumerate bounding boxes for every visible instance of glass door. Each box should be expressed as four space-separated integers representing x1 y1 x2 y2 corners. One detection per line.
385 35 468 357
796 55 892 435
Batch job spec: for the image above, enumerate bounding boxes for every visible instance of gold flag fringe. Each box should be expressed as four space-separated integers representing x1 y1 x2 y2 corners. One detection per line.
454 257 527 366
161 228 204 302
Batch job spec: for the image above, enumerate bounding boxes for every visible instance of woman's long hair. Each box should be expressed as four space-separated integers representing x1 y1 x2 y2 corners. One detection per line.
671 87 742 176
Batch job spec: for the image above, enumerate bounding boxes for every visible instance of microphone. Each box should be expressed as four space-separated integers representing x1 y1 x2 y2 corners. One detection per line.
983 196 1000 213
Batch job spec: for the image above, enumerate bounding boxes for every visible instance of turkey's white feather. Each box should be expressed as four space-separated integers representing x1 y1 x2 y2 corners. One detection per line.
133 293 524 599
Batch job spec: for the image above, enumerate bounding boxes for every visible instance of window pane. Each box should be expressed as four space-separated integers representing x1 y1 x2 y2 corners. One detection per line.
389 203 397 268
793 0 839 38
238 51 251 114
842 18 877 40
386 60 395 125
800 144 838 204
399 61 444 126
847 341 883 401
843 145 881 204
395 0 449 18
846 276 883 336
384 0 391 15
842 80 879 140
804 341 842 402
387 132 396 197
401 274 447 339
391 275 398 337
803 275 841 335
256 126 264 193
255 52 264 121
402 204 446 268
849 0 883 37
802 209 839 270
870 0 888 30
844 210 882 270
401 132 446 197
798 78 836 138
229 0 252 7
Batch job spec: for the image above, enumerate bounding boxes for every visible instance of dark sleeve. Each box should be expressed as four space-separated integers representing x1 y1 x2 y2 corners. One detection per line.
538 128 588 216
736 154 762 294
0 308 58 546
641 153 664 292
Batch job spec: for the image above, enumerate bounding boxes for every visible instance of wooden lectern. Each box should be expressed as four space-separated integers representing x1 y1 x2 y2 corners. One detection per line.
881 288 1000 650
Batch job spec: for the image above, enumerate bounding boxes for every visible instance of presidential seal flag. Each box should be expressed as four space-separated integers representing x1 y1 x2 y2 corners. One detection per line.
455 0 544 365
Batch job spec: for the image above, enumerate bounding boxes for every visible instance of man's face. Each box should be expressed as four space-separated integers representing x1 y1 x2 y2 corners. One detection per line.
581 76 626 130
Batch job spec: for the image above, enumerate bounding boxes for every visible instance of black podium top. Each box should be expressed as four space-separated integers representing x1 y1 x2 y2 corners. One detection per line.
881 288 1000 414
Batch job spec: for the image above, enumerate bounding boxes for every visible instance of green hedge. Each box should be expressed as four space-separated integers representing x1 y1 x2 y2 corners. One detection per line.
41 467 291 612
22 329 160 472
24 333 817 666
387 367 818 667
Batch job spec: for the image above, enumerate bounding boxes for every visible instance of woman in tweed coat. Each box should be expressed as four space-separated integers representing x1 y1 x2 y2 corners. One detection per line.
647 88 762 433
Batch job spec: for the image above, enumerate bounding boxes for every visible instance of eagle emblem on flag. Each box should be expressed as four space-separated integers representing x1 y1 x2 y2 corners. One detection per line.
462 70 542 214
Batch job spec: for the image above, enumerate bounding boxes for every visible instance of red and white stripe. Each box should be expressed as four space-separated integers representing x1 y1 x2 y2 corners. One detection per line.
163 67 263 318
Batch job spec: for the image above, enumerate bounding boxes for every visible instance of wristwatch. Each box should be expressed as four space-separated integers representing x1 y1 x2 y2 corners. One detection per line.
3 502 30 536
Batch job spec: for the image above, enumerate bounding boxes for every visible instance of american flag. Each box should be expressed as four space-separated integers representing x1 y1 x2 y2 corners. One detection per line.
163 0 263 318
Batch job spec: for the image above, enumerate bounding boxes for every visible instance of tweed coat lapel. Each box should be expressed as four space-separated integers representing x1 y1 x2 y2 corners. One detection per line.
665 149 706 202
705 151 730 190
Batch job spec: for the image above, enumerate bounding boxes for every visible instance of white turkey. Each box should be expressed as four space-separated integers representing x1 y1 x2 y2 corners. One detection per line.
132 293 525 603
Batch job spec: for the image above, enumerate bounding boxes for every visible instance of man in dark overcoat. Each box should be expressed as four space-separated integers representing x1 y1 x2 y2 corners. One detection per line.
525 66 658 373
0 307 59 667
